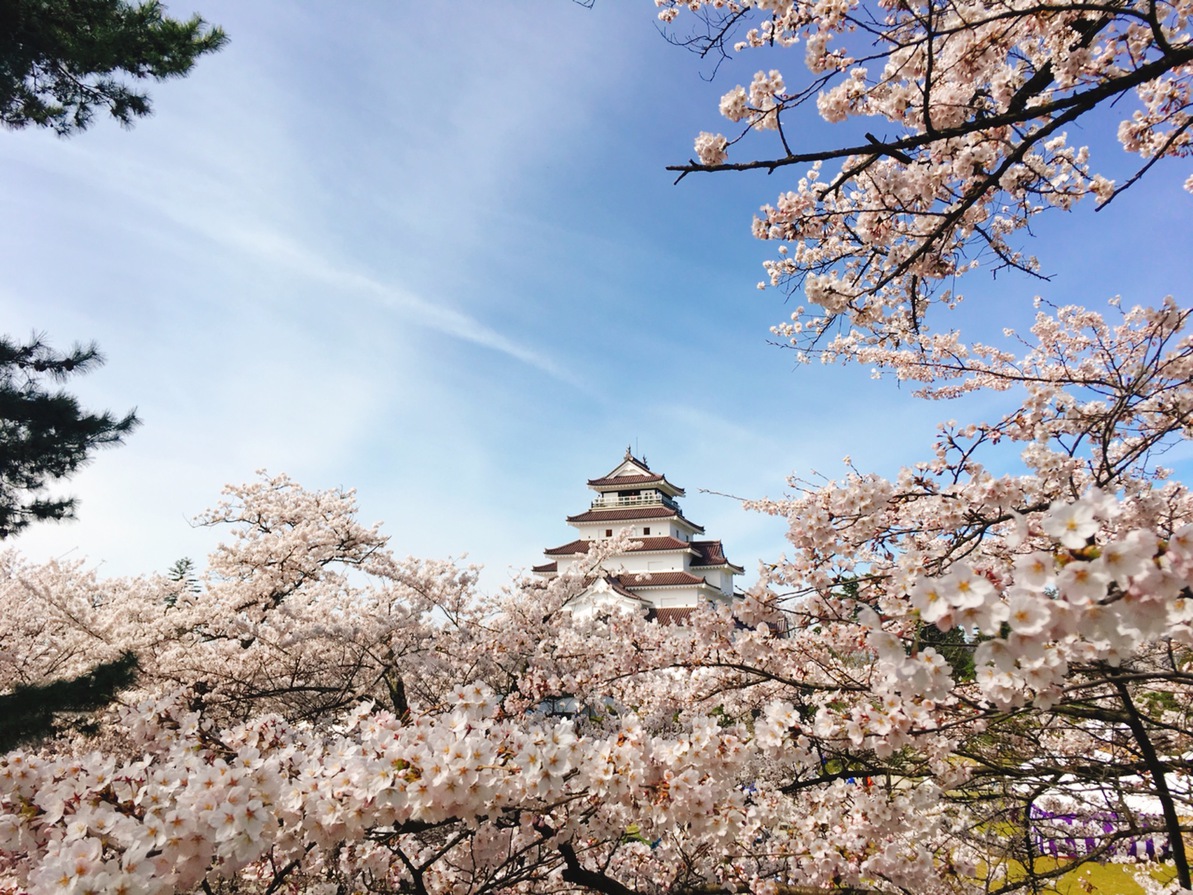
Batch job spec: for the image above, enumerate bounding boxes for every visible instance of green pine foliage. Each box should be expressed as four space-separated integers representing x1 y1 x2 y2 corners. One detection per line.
0 336 139 538
165 556 199 606
0 651 138 751
919 621 978 682
0 0 227 134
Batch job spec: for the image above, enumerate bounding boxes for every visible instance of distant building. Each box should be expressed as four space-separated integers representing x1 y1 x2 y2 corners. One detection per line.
533 449 743 623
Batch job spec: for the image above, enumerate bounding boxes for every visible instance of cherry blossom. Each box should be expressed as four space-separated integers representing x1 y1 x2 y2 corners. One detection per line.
1 2 1192 893
659 0 1193 355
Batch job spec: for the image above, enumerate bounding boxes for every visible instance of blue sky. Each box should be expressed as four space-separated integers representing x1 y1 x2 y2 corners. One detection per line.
3 2 1189 588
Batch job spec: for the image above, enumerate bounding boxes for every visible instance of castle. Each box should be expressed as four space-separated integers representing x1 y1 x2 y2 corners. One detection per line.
533 449 742 622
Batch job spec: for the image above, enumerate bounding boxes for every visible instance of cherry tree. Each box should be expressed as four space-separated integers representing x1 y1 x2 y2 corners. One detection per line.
0 474 500 727
1 396 1192 895
3 313 1190 895
2 2 1193 894
662 0 1192 353
650 0 1193 890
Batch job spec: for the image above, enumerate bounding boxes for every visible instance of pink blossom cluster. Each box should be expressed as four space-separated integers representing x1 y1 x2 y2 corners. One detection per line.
659 0 1193 354
2 676 953 895
0 1 1189 891
6 295 1190 892
2 472 1190 893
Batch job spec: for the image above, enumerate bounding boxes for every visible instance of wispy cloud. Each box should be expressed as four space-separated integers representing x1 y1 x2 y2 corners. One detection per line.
6 137 582 389
192 220 583 387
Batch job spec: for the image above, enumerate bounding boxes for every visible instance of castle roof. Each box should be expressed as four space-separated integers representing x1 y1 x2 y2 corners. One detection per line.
544 536 696 556
648 607 698 626
586 472 664 487
614 571 710 588
691 540 745 573
603 575 646 602
587 451 685 497
566 506 704 532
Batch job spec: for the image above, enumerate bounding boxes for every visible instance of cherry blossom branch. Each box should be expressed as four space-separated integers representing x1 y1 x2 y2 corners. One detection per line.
670 48 1193 178
1109 670 1193 888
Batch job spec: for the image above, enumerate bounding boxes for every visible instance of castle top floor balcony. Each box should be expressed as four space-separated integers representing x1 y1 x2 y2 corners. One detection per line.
590 491 679 511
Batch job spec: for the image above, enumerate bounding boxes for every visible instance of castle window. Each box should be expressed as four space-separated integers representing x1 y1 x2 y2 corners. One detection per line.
643 527 651 535
605 529 613 537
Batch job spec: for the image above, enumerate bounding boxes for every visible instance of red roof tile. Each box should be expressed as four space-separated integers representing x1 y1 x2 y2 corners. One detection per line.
631 537 691 551
586 473 686 497
566 506 680 523
648 607 698 626
615 571 707 588
691 539 745 572
691 540 725 564
545 536 695 556
531 562 557 573
586 473 664 487
566 509 705 533
601 575 649 602
544 539 590 556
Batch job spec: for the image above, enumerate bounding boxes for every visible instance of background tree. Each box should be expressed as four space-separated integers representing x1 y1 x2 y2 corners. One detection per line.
0 0 223 776
164 556 197 606
0 340 135 755
1 326 1189 895
0 0 223 532
0 0 227 134
0 336 139 539
0 651 136 751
